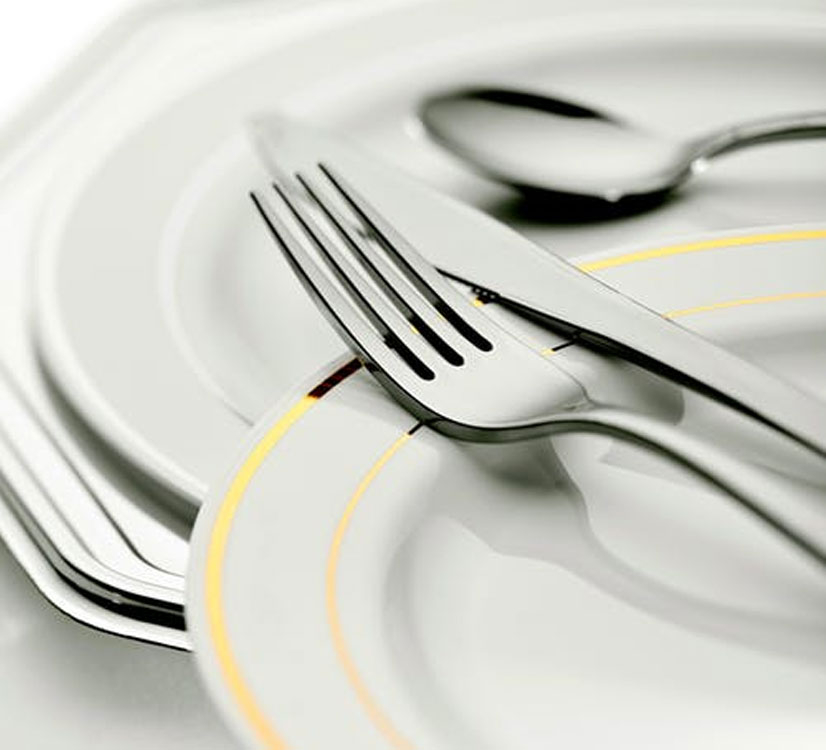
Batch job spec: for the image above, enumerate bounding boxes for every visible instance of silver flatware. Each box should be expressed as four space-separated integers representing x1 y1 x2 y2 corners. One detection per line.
420 87 826 206
249 116 826 462
251 160 826 568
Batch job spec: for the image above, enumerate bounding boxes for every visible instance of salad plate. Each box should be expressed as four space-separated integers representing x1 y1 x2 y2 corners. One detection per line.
188 232 826 749
33 1 826 504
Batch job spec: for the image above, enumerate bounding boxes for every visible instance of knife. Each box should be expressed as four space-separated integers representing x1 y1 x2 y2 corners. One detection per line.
249 115 826 460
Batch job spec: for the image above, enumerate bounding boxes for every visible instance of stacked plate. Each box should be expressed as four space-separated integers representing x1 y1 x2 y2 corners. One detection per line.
1 0 825 747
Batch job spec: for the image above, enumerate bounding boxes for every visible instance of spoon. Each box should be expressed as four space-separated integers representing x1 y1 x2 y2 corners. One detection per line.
420 87 826 207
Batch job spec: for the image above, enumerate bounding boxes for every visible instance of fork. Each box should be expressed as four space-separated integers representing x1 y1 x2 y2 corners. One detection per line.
252 162 826 568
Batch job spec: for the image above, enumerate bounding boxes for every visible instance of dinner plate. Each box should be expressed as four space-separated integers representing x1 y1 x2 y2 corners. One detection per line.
34 0 826 504
0 518 234 748
188 233 826 749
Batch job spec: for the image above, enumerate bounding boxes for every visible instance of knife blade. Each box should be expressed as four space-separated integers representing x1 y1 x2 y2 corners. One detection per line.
249 115 826 460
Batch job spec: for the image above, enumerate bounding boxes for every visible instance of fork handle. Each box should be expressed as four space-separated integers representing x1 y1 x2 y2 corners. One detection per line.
544 406 826 569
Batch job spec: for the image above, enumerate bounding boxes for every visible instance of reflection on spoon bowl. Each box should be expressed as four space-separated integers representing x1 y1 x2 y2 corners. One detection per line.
420 87 826 212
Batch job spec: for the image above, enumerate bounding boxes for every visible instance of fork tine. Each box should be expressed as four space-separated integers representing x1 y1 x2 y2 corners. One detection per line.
251 189 376 349
252 187 436 381
296 172 469 366
272 180 449 374
319 163 498 352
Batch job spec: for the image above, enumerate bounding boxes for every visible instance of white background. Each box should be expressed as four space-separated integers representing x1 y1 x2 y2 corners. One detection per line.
0 0 128 122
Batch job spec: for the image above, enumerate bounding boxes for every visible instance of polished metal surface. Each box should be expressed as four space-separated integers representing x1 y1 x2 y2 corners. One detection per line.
251 154 826 568
250 116 826 461
420 87 826 205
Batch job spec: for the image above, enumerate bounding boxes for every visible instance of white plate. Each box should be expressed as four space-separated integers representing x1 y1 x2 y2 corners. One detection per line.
34 1 826 504
0 524 235 748
187 232 826 750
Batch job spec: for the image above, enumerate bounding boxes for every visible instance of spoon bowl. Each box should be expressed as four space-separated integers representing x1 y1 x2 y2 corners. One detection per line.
420 87 826 208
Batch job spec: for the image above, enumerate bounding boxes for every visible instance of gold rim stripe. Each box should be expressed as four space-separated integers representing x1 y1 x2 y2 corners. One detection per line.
326 431 417 750
577 229 826 272
205 395 316 749
204 359 362 749
665 290 826 319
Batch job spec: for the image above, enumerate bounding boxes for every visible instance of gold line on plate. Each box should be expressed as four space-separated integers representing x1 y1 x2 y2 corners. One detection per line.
326 431 417 750
205 394 317 749
577 229 826 272
203 359 362 749
664 290 826 319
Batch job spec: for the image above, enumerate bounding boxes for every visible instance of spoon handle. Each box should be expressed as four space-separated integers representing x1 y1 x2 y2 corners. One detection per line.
694 111 826 160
